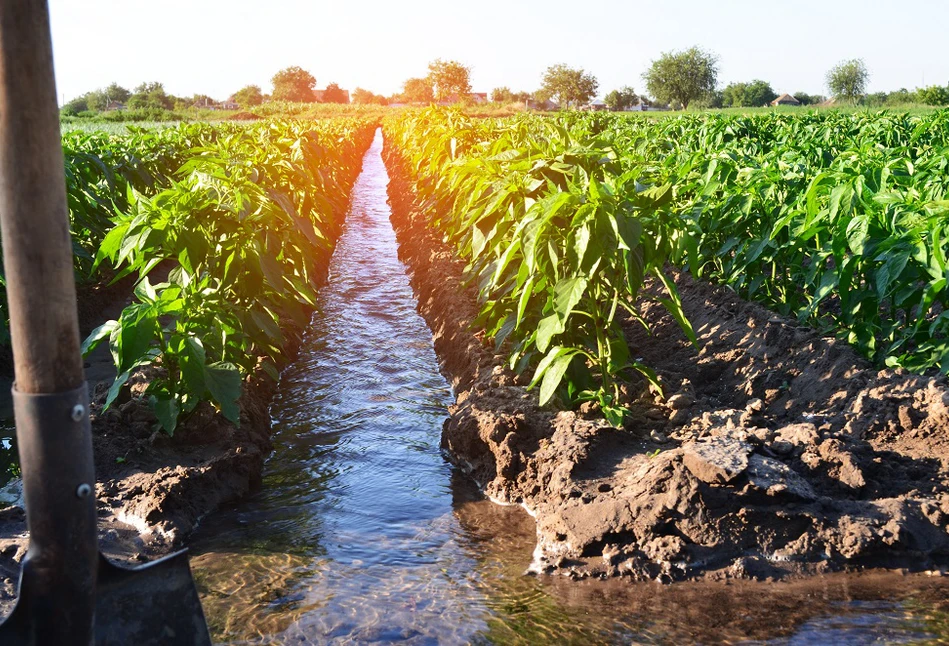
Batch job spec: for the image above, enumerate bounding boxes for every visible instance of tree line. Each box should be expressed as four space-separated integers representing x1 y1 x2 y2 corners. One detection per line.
61 67 373 118
62 53 949 119
503 50 949 110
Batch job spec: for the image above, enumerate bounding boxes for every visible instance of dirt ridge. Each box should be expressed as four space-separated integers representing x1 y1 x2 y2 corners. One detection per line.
383 140 949 582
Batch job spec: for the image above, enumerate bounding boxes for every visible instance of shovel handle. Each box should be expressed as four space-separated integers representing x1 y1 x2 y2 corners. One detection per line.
0 1 97 644
0 0 83 394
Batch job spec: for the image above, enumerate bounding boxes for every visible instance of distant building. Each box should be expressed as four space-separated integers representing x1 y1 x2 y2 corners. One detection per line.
469 92 488 104
104 100 125 111
584 99 609 111
219 97 239 110
771 93 802 106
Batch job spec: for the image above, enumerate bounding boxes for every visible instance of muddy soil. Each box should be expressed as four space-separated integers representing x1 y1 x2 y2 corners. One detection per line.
0 291 309 612
0 210 352 611
383 142 949 582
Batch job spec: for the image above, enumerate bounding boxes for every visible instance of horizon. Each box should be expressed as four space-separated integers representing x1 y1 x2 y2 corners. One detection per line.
50 0 949 103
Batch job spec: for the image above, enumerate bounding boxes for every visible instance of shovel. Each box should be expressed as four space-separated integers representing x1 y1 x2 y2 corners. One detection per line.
0 1 211 643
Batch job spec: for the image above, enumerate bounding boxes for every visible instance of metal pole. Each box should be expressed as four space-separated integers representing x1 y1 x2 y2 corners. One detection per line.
0 0 97 643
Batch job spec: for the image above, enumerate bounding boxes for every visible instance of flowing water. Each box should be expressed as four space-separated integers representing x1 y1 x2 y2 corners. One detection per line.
189 131 949 644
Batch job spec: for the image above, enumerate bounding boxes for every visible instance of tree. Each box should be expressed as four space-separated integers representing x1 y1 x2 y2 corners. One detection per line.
916 84 949 106
84 89 109 111
60 95 89 116
104 82 130 103
233 85 263 107
272 66 317 103
722 79 776 107
402 77 434 103
745 80 777 107
793 91 825 106
826 59 869 105
127 82 174 110
721 83 746 107
603 86 639 111
691 89 724 109
427 59 471 101
491 87 514 103
532 88 553 106
351 87 388 105
352 87 373 104
321 82 349 103
885 88 915 105
539 64 598 108
512 91 532 103
643 47 719 110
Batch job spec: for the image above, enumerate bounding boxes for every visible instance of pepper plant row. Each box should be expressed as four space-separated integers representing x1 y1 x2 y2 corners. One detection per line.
0 126 199 343
384 109 696 425
82 119 376 432
600 109 949 373
385 107 949 423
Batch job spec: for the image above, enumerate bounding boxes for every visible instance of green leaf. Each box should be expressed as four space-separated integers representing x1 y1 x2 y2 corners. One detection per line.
875 251 909 299
572 223 590 267
151 396 180 434
104 370 132 410
536 314 565 353
846 216 870 255
260 359 280 382
258 246 287 295
133 276 157 303
117 304 157 373
602 405 626 428
613 213 642 252
471 224 487 259
553 276 588 321
81 320 117 357
204 362 242 425
180 336 207 395
93 222 130 271
539 349 577 405
250 309 285 345
653 270 697 347
515 275 535 330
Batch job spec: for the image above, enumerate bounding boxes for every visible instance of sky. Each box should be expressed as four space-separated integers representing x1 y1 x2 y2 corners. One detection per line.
48 0 949 103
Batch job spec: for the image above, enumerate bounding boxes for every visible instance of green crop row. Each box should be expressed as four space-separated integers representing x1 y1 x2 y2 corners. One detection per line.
599 109 949 373
0 126 197 344
79 119 376 433
384 109 695 425
385 107 949 422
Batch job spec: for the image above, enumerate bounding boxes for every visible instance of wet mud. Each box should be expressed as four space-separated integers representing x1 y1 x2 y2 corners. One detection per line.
383 140 949 582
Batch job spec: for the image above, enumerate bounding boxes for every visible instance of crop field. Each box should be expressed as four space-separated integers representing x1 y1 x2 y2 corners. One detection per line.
2 119 375 433
385 108 949 420
3 107 949 643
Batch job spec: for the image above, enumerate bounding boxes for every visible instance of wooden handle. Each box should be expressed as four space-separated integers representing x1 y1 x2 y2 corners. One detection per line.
0 0 83 394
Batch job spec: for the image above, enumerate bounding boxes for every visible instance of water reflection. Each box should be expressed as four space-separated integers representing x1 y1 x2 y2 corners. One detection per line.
190 131 949 645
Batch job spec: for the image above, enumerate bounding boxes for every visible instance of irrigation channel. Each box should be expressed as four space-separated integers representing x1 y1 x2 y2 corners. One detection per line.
189 131 949 644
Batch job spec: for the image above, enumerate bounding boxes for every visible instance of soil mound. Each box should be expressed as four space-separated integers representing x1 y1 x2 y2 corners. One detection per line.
383 141 949 581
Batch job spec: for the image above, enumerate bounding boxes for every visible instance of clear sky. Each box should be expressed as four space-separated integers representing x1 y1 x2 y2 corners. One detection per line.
48 0 949 102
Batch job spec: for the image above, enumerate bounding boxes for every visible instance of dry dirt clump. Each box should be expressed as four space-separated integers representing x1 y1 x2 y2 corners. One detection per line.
384 142 949 581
